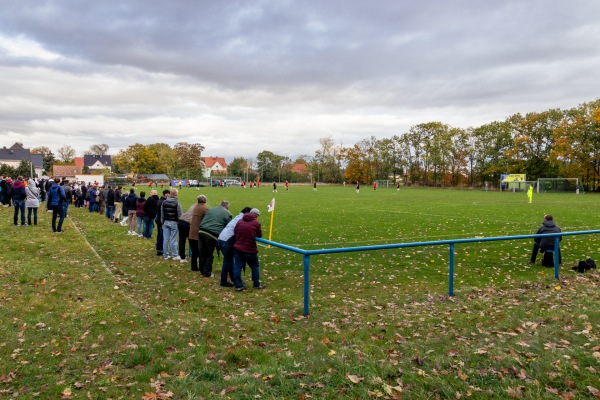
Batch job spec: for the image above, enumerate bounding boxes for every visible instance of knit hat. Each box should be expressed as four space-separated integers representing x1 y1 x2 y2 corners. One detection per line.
249 208 260 216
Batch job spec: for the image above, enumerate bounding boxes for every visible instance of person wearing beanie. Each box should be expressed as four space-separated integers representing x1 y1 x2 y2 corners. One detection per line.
218 206 252 287
232 208 265 292
188 195 209 271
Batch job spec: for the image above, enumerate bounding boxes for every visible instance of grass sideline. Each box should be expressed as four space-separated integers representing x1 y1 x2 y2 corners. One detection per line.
1 186 599 399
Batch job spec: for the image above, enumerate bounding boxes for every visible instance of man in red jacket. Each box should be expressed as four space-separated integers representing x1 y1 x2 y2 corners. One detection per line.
232 208 265 292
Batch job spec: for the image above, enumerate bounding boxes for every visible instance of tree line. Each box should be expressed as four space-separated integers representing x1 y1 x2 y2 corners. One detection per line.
245 98 600 190
19 98 600 190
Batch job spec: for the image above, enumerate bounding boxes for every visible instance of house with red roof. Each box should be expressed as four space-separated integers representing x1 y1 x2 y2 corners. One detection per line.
202 157 228 178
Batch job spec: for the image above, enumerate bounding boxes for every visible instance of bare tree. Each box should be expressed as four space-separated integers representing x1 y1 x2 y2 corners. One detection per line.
85 144 110 156
57 145 76 163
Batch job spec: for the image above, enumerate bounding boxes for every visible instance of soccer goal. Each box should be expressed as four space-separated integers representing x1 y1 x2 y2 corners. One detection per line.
375 180 389 189
537 178 583 194
504 181 538 192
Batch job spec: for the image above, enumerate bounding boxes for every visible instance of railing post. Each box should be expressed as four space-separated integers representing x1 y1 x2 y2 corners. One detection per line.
554 236 560 279
303 254 310 316
448 243 455 296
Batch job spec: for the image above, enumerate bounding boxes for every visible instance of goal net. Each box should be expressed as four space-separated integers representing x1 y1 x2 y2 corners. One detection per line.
503 181 538 192
375 180 389 188
537 178 583 194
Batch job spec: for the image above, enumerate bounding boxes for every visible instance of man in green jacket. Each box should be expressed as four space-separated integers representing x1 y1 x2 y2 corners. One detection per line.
198 200 232 277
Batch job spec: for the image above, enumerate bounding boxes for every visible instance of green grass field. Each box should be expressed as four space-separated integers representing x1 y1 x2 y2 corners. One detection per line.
1 186 599 399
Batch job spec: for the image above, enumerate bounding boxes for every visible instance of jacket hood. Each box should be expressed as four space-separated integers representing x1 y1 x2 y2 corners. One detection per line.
12 180 24 189
543 220 557 228
242 212 258 222
27 179 37 188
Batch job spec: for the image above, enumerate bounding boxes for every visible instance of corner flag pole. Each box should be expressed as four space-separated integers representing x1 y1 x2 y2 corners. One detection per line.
267 198 275 248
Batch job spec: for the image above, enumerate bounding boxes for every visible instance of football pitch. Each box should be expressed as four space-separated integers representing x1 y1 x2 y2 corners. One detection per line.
178 185 598 295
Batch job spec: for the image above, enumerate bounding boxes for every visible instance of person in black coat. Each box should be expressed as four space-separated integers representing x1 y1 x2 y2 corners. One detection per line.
154 190 170 255
143 190 159 239
106 185 115 220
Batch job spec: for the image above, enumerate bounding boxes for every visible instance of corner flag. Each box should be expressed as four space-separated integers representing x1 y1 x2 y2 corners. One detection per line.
267 198 275 247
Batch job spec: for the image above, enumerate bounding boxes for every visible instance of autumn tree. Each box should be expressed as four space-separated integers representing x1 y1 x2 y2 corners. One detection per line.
148 143 177 175
342 141 372 184
85 144 110 156
112 143 159 175
31 146 55 174
173 142 205 179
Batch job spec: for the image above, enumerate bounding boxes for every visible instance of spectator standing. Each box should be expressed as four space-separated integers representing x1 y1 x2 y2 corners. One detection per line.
218 206 252 287
135 191 146 237
124 188 138 235
61 181 73 218
106 185 115 221
48 177 66 232
188 195 209 271
161 188 183 260
113 185 122 222
199 201 232 277
88 185 98 212
11 176 26 226
177 201 198 264
98 185 107 215
155 190 170 256
233 208 265 291
25 178 40 225
143 190 159 239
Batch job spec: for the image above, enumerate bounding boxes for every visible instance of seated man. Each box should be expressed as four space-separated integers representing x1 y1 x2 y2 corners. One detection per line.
529 214 562 265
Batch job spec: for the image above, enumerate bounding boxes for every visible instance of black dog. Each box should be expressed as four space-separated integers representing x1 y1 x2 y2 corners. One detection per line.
572 258 597 273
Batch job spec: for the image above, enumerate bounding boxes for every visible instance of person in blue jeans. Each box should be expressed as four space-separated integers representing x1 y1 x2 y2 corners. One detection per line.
160 188 183 260
48 178 66 232
11 176 27 226
218 206 252 287
232 208 265 292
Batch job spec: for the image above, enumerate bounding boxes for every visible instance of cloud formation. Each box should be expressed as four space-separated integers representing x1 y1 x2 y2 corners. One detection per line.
1 0 599 160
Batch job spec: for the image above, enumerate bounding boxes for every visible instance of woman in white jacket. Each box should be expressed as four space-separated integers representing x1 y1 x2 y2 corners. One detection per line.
25 179 40 225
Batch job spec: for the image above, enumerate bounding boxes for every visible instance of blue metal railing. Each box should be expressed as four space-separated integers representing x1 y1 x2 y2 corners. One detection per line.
257 230 600 316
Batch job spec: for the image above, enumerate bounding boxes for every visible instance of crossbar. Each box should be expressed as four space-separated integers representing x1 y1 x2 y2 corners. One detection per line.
257 230 600 316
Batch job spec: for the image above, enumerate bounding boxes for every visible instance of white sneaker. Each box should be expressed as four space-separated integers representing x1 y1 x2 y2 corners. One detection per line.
138 234 143 238
179 258 187 263
172 256 181 261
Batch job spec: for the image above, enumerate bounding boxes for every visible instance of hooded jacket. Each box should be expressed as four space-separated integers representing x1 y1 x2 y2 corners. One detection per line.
25 179 40 208
535 219 562 249
144 194 159 220
135 197 146 217
10 179 26 201
233 213 262 254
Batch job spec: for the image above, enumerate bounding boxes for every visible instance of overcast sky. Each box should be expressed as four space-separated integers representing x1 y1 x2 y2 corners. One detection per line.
1 0 599 161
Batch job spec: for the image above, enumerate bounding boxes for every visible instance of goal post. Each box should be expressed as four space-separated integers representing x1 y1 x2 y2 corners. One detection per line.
537 178 583 194
375 180 389 189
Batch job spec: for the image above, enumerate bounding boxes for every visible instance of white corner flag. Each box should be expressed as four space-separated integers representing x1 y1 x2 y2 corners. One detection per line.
267 198 275 247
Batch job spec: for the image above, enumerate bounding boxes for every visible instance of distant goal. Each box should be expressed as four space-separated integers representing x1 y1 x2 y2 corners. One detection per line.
537 178 583 194
375 180 389 189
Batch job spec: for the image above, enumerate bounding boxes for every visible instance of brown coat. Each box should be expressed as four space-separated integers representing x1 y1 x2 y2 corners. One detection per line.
189 203 209 240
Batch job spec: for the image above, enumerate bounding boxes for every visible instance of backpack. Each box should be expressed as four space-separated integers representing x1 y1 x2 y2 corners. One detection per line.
572 258 597 273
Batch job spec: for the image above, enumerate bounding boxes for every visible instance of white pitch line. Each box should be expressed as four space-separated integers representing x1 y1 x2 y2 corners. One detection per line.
67 216 153 325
